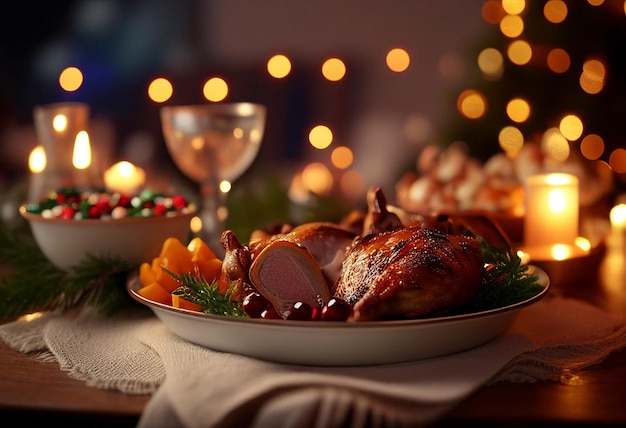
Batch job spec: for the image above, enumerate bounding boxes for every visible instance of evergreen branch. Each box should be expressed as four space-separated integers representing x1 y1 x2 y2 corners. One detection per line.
0 219 142 323
167 268 247 317
460 240 545 313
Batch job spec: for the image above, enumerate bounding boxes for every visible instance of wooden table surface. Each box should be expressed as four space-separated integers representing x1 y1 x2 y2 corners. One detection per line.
1 226 625 427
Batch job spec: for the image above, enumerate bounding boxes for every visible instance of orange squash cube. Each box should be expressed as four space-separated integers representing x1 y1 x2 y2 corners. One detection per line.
188 237 217 261
139 262 157 287
195 257 223 284
172 294 203 312
156 237 195 292
137 282 172 305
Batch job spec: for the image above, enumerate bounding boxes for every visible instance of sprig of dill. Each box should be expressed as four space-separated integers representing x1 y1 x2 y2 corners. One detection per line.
460 240 546 313
166 268 247 317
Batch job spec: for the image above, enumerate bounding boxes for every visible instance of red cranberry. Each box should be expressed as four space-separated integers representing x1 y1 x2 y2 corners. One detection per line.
260 306 281 319
285 301 313 320
320 297 352 321
242 292 270 318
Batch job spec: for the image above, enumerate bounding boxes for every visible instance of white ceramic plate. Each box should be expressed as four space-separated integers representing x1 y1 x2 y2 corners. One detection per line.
127 266 549 366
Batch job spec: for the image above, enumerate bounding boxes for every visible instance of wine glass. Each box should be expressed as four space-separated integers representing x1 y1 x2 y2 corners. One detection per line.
160 102 266 254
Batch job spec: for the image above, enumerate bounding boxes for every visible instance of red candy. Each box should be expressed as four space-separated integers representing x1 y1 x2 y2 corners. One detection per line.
153 203 167 216
27 188 192 220
61 206 75 220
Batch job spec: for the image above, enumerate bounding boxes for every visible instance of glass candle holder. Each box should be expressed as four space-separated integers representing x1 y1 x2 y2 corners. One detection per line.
523 173 579 248
32 102 90 200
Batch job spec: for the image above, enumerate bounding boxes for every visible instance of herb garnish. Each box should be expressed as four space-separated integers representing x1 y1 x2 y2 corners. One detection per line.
460 239 545 313
167 268 247 317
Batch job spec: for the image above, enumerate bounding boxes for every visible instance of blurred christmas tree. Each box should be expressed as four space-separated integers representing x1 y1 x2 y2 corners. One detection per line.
439 0 626 194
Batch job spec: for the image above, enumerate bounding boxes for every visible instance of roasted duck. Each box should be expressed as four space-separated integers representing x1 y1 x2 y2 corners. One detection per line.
332 224 484 321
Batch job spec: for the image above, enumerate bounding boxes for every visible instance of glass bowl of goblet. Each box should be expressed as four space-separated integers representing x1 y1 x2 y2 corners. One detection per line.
160 102 266 254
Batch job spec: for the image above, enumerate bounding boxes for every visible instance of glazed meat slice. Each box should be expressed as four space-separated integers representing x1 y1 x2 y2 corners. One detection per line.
332 225 483 321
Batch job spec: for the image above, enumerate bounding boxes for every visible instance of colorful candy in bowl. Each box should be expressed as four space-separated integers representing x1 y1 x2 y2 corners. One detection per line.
20 188 195 271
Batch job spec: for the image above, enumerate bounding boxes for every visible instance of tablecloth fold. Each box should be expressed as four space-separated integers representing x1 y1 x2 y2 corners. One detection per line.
2 295 626 428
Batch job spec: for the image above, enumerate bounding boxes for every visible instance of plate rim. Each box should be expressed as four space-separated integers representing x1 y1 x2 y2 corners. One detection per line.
126 265 550 329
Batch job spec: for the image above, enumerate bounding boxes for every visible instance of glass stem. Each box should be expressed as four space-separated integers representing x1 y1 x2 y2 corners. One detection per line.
199 181 226 258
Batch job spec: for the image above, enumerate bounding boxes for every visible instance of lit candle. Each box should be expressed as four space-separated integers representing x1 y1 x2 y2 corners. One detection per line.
610 203 626 230
524 173 579 248
27 145 47 202
104 161 146 195
72 130 91 188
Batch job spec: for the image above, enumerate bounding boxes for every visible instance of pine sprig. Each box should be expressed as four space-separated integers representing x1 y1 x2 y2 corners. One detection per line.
461 240 545 313
0 219 141 323
167 268 247 317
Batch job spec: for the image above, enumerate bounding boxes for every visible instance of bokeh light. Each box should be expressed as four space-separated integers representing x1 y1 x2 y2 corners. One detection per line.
507 39 532 65
301 162 333 195
330 146 353 169
609 148 626 173
502 0 526 15
498 126 524 156
457 89 488 119
203 77 228 102
542 127 570 161
386 48 410 72
219 180 232 193
308 125 333 149
267 54 292 79
580 58 605 94
481 0 506 24
506 98 530 123
321 58 346 81
559 114 584 141
59 67 83 92
499 14 524 38
147 77 173 103
544 0 568 23
547 48 571 73
478 48 504 80
580 134 605 160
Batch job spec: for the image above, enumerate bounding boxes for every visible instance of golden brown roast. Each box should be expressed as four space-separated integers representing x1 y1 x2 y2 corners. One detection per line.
332 225 484 321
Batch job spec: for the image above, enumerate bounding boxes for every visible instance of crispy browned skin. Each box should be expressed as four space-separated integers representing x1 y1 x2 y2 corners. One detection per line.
219 230 253 301
332 225 484 321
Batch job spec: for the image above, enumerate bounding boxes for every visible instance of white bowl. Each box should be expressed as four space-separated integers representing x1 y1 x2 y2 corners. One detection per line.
20 207 193 271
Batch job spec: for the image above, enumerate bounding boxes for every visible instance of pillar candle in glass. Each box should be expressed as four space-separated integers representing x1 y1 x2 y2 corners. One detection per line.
523 173 579 248
33 102 90 195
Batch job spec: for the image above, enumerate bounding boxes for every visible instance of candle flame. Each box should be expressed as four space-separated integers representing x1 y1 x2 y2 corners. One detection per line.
52 114 68 132
551 244 572 260
610 204 626 227
545 172 574 185
72 131 91 169
547 189 566 213
28 146 47 173
575 236 591 252
117 161 136 177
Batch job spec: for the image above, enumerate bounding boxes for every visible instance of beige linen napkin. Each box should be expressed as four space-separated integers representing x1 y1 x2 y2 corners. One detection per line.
2 296 626 428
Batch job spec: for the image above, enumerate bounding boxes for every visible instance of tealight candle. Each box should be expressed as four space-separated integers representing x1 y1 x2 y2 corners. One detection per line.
524 173 579 248
104 161 146 195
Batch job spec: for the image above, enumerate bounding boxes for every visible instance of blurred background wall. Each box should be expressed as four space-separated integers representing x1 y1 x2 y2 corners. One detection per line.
2 0 624 234
0 0 486 196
